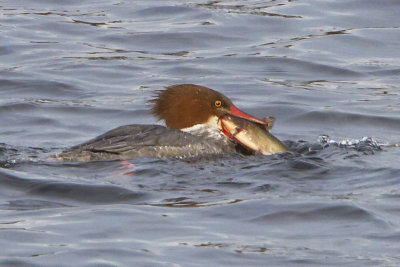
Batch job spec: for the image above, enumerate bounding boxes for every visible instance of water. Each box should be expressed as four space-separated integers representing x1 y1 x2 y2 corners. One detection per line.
1 0 400 265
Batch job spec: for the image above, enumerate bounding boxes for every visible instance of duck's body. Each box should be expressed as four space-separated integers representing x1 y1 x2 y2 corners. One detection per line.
57 84 270 162
57 124 236 161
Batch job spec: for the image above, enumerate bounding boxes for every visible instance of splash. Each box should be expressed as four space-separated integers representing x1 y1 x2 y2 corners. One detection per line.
0 143 55 168
318 135 383 151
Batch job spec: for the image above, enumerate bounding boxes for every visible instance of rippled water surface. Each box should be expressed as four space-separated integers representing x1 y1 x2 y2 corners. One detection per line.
1 0 400 266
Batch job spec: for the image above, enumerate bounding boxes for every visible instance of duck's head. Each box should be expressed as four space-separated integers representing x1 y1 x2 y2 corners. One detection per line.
151 84 266 130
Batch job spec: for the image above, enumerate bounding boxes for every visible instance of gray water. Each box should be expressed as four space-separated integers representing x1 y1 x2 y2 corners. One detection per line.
1 0 400 266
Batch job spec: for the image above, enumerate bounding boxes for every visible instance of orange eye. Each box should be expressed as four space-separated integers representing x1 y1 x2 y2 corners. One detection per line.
214 100 222 107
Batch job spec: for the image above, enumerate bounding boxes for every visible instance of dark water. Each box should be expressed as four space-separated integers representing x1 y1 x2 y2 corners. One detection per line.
1 0 400 265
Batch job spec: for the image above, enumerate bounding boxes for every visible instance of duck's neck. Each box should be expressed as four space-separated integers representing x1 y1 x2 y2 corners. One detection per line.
181 123 228 143
180 116 227 141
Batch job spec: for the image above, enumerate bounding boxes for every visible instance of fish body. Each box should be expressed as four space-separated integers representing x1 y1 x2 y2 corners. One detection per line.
220 115 288 155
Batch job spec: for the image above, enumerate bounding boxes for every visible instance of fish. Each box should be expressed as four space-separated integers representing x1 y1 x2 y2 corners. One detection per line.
219 114 288 155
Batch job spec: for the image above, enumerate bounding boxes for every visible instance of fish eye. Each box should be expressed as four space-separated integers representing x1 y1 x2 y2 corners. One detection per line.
214 100 222 108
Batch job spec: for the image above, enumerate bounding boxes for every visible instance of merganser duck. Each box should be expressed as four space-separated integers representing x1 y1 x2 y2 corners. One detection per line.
57 84 267 162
